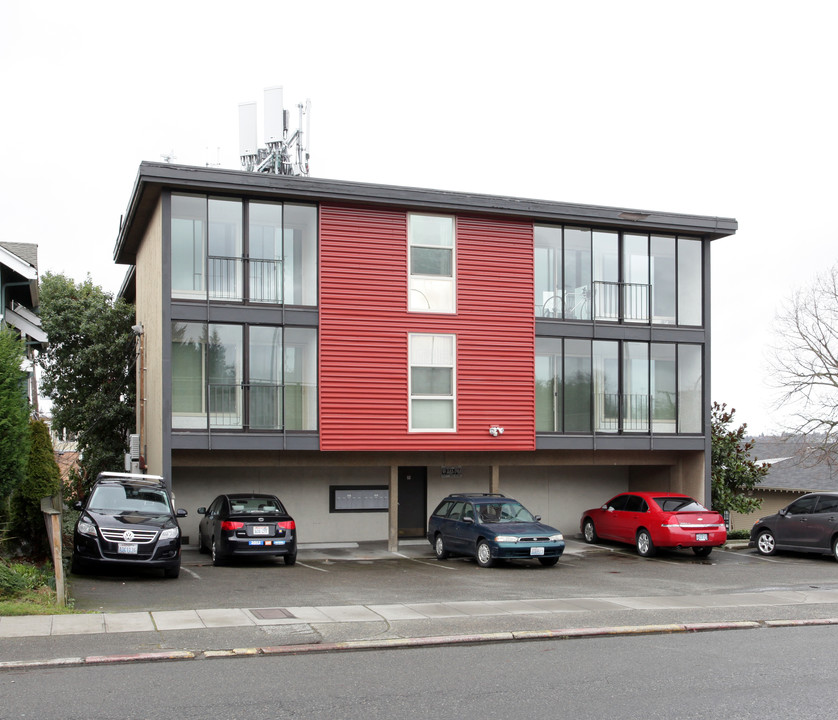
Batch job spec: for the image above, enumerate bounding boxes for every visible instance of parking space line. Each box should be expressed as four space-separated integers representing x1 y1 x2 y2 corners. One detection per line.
409 558 457 570
181 567 201 580
297 561 330 573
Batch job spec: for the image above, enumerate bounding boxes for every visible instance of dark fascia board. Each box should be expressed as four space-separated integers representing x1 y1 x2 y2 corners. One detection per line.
113 161 738 265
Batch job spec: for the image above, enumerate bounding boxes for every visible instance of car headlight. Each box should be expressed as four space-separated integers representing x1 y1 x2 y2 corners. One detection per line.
549 533 564 542
77 518 97 537
159 528 180 540
494 535 519 543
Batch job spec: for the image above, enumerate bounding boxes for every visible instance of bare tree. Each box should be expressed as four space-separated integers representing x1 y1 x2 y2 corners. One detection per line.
770 263 838 462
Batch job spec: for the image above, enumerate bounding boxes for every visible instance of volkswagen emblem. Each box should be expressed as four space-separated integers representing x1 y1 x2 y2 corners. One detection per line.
123 530 135 542
258 517 265 522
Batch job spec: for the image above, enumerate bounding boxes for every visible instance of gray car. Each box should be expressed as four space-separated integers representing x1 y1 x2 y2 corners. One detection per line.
749 492 838 561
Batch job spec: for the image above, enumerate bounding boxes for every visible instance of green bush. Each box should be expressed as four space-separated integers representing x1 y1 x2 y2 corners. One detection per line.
0 561 50 599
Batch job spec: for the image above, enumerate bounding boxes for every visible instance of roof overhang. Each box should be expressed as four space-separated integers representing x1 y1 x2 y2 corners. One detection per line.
113 162 739 266
4 302 47 346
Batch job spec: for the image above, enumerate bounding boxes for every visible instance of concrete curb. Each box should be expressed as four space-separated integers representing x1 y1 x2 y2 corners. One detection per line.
3 617 836 672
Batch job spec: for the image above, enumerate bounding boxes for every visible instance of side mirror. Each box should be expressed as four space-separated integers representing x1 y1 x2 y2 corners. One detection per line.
463 516 474 524
534 515 542 522
779 508 788 517
197 507 207 515
176 508 188 517
73 500 83 511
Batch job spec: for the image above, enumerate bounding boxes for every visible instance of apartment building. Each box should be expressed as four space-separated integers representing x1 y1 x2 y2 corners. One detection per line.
114 162 736 546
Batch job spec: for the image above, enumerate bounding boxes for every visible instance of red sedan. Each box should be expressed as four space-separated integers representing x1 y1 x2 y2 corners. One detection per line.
580 492 727 557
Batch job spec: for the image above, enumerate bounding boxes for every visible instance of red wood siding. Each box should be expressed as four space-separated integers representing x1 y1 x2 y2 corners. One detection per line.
319 204 534 451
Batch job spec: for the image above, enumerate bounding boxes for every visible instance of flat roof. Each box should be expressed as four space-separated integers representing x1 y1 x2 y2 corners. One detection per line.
113 161 737 265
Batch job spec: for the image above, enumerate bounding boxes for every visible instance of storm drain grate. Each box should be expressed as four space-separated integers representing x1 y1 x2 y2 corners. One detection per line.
249 607 297 620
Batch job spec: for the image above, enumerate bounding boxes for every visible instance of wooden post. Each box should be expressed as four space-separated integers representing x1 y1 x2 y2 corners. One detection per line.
41 499 65 607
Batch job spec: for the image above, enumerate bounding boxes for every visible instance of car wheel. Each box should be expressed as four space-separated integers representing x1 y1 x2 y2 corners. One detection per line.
538 556 559 567
211 537 224 566
284 552 297 566
70 555 85 575
582 518 598 544
756 529 776 556
832 536 838 563
198 532 208 554
434 533 449 560
692 546 712 557
476 540 495 568
636 529 656 557
163 565 180 579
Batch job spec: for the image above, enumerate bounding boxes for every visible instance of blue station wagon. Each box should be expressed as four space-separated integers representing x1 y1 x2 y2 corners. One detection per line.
427 493 565 568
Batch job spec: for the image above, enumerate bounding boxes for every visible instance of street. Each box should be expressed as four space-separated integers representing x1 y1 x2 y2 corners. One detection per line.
3 624 837 719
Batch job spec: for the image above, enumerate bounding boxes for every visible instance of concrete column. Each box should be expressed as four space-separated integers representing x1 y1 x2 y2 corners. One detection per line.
490 464 500 494
388 465 399 552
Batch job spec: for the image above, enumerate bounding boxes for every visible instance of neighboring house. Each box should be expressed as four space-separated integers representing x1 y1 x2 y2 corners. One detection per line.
728 436 838 531
0 241 46 409
113 161 737 547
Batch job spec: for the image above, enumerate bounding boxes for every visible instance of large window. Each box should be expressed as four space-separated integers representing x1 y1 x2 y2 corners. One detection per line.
172 194 317 306
535 225 703 326
410 334 455 431
535 339 703 435
409 214 455 313
172 323 243 429
173 322 317 432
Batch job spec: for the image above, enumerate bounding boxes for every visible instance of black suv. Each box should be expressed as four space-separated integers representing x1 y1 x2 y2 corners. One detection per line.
71 472 187 579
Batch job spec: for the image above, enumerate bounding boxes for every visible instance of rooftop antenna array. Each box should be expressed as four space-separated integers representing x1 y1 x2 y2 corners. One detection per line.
239 86 310 176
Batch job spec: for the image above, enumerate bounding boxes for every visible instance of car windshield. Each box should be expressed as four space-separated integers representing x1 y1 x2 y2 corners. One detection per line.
654 497 707 512
476 501 536 523
89 485 171 513
229 497 284 514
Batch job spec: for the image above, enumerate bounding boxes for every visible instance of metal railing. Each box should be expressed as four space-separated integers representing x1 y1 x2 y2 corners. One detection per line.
537 282 651 323
207 256 283 303
206 382 283 430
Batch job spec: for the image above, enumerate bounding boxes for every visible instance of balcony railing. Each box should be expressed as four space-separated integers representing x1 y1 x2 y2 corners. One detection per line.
206 256 283 303
206 382 283 430
537 281 651 323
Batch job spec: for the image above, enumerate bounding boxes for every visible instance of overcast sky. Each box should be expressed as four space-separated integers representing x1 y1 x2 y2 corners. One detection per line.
2 0 836 435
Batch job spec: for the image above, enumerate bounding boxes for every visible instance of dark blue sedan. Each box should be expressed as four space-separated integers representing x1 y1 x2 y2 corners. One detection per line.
427 493 565 567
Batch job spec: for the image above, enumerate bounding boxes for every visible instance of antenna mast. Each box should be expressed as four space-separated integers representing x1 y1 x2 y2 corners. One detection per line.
239 86 311 176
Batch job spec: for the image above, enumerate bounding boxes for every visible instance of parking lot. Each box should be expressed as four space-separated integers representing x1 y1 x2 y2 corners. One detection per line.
69 537 838 615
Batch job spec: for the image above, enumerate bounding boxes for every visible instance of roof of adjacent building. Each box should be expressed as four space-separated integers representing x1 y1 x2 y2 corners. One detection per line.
0 242 39 271
113 161 739 267
750 436 838 493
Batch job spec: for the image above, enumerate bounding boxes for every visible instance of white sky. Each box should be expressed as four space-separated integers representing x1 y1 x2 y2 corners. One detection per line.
2 0 836 435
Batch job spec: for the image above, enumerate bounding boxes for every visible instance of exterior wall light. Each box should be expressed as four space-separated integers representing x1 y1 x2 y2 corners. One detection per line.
489 425 504 437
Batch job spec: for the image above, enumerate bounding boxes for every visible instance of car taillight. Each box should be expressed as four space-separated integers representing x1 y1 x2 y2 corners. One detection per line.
277 520 296 530
221 521 244 531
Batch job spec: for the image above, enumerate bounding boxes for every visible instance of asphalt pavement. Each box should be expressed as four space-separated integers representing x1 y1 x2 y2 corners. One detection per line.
3 538 838 671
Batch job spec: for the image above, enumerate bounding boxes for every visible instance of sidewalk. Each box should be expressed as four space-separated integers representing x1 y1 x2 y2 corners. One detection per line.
3 586 838 639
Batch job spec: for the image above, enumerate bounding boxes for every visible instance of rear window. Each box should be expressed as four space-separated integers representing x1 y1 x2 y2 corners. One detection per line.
229 496 285 514
654 497 706 512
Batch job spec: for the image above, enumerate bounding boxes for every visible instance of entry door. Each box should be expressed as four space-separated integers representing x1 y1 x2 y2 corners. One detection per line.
398 466 427 538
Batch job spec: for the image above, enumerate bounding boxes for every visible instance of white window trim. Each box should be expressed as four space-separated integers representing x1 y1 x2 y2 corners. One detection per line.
407 213 456 314
408 333 457 433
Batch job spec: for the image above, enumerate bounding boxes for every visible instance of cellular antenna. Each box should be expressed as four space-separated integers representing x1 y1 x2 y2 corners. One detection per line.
238 86 311 176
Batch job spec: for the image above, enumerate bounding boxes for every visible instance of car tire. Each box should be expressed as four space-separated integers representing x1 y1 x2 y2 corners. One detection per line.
70 555 85 575
692 546 712 557
582 518 598 544
434 534 449 560
198 532 208 554
163 566 180 579
476 540 495 568
284 552 297 566
538 556 559 567
211 537 225 566
636 529 657 557
756 529 776 556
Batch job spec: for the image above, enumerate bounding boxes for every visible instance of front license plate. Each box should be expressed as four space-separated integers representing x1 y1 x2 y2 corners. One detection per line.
530 547 545 556
696 533 708 542
118 543 138 554
252 526 270 535
248 540 264 546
